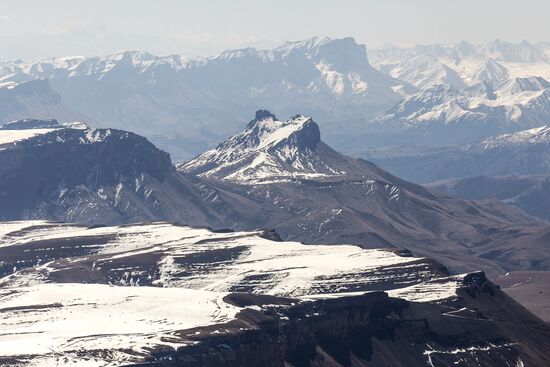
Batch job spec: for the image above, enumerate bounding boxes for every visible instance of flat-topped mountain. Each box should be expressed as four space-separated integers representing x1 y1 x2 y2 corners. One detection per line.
0 119 230 226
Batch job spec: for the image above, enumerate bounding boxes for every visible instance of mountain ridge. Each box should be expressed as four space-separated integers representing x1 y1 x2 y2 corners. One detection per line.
0 37 408 159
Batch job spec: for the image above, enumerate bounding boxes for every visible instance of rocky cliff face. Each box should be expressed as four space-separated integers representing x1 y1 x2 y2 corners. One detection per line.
132 275 550 367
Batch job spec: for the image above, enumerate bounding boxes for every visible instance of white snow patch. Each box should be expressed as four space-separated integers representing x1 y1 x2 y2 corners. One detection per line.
0 284 240 366
0 129 57 146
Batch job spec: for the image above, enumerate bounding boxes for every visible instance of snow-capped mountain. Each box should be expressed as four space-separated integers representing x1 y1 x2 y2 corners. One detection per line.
358 40 550 147
0 37 407 159
1 221 549 366
182 110 361 184
368 76 550 145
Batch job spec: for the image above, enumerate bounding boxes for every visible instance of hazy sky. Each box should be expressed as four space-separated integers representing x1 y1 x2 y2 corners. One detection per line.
1 0 549 60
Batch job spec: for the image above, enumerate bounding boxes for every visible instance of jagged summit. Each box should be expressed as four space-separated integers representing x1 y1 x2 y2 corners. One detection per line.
242 109 320 150
180 110 332 183
246 109 278 129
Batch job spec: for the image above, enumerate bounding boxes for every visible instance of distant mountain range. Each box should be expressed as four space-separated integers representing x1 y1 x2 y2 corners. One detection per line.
0 37 407 159
2 38 550 159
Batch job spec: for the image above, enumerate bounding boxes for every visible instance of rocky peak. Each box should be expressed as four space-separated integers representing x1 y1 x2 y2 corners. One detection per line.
246 109 277 128
235 110 320 151
180 111 335 183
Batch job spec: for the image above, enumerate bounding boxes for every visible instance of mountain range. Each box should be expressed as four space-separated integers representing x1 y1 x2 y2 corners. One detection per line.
362 125 550 184
2 38 550 159
0 37 407 159
359 125 550 220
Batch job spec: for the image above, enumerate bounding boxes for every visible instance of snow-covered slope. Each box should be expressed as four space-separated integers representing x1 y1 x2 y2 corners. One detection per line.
0 221 450 296
0 118 86 148
0 221 493 365
0 284 239 367
0 127 57 146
